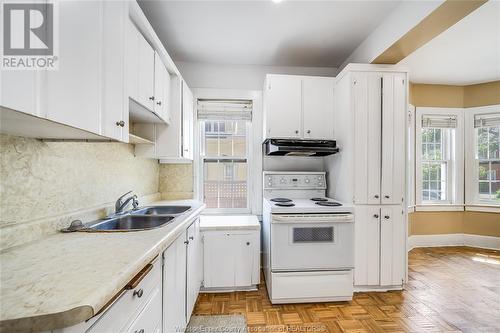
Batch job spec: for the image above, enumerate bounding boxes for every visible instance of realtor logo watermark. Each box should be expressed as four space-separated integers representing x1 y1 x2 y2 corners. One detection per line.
2 2 58 70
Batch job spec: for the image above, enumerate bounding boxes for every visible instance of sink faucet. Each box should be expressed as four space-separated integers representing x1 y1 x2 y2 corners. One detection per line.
115 191 139 215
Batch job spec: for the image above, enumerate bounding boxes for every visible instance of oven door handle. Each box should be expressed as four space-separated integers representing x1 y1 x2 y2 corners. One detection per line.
272 214 354 224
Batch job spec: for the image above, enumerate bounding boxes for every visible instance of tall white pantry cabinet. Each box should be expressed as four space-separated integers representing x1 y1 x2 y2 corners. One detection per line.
326 64 408 290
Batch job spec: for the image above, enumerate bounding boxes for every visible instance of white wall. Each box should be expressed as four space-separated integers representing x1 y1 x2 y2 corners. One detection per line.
177 61 338 91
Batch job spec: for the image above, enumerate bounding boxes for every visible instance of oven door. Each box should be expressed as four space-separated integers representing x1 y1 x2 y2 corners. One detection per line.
271 214 354 271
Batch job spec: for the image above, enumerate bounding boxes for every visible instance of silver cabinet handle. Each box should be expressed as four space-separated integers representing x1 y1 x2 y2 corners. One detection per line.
384 195 390 199
246 242 250 246
373 214 379 219
133 289 143 298
116 120 125 127
295 130 299 134
384 215 390 220
156 101 162 106
184 240 189 244
307 130 311 134
149 96 155 101
189 236 194 240
135 330 144 333
374 195 379 199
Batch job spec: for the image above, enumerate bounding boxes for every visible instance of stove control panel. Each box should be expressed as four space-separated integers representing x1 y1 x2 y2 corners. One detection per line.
264 173 326 189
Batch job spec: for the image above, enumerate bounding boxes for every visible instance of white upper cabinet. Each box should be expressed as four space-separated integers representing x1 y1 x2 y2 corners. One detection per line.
137 31 155 111
264 75 302 139
153 53 171 123
352 71 406 205
302 77 335 140
181 81 194 160
1 1 129 141
43 1 102 134
1 71 38 117
264 74 334 140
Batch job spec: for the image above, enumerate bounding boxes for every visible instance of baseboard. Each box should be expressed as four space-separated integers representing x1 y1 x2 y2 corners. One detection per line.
408 233 500 251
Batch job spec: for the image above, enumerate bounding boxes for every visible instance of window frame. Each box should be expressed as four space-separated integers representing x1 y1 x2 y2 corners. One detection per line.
199 119 252 213
415 107 464 211
465 105 500 210
192 89 262 215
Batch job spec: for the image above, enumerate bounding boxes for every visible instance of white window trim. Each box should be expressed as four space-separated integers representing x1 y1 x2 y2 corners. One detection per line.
407 104 416 211
464 104 500 210
192 88 262 215
415 107 464 208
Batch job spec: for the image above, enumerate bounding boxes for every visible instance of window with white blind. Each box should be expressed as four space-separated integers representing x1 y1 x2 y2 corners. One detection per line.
473 113 500 203
416 108 464 208
198 99 252 211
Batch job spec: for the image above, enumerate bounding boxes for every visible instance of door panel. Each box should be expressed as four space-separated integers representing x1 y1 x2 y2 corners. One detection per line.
354 206 380 286
163 234 187 333
381 74 406 205
203 233 234 288
137 32 155 111
303 77 334 140
234 234 253 287
153 53 165 120
265 75 302 138
380 206 405 286
353 73 382 205
44 1 101 133
186 222 200 320
181 82 193 159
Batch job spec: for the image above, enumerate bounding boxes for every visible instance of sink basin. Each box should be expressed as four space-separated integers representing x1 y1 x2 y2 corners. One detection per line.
131 205 191 215
85 215 175 232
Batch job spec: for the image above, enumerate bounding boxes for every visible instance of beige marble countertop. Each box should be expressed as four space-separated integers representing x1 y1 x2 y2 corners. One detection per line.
0 200 205 333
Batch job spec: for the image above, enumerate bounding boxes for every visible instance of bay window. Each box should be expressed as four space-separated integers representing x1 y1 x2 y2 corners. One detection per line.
197 99 252 212
466 110 500 205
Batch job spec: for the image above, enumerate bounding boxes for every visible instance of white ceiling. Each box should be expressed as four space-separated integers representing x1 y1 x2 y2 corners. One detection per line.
138 0 401 68
400 0 500 85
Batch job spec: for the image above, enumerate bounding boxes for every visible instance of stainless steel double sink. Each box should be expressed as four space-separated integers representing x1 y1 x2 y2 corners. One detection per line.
80 205 191 232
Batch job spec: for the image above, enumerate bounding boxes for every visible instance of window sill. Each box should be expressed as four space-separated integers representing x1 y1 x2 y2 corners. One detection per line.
465 205 500 213
415 204 464 212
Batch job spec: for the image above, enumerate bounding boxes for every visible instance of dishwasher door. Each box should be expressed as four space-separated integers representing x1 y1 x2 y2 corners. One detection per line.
271 213 354 271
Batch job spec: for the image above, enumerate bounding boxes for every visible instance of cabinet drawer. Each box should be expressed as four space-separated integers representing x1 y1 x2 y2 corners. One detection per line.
88 259 161 333
125 287 162 333
271 270 353 300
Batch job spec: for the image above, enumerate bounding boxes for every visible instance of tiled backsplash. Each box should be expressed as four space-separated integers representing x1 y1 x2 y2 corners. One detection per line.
0 134 160 249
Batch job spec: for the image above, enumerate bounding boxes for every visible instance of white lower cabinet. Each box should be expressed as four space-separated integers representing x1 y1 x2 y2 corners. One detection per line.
186 219 203 321
354 205 405 288
163 232 187 333
202 230 260 289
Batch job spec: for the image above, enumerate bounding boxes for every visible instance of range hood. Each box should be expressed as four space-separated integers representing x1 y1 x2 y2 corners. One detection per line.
264 139 340 156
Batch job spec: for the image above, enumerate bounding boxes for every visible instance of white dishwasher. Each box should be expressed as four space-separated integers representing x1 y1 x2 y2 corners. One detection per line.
200 215 261 291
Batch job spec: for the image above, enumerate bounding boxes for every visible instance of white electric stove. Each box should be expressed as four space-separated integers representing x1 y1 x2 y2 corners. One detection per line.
262 171 355 304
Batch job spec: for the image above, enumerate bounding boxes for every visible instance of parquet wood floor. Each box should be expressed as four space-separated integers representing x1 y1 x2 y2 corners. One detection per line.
193 247 500 333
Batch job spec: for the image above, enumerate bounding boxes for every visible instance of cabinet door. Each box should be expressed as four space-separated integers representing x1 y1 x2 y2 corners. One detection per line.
203 232 234 288
186 221 201 321
101 1 127 142
43 1 101 133
233 233 254 287
265 75 302 139
380 206 405 286
353 72 382 205
1 71 37 116
153 53 167 121
354 206 380 286
127 20 140 102
181 82 193 160
302 77 334 140
163 234 187 333
381 74 406 205
137 32 155 111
